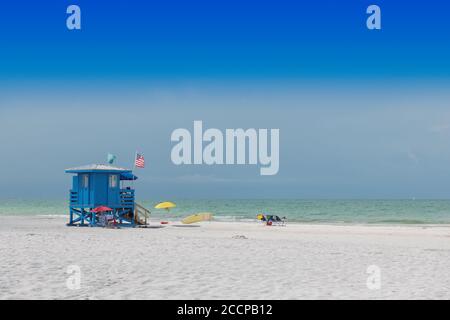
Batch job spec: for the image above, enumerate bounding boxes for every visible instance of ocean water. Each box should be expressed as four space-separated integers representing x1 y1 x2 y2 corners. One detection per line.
1 199 450 225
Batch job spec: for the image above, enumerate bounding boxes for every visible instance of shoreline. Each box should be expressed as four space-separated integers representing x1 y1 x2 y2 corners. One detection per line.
2 214 450 228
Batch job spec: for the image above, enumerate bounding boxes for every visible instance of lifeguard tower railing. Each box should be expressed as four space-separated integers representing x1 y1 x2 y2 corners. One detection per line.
120 189 135 207
69 188 135 208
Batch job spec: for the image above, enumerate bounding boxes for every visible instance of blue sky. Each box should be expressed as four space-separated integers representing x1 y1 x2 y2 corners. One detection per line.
1 1 450 198
1 0 450 79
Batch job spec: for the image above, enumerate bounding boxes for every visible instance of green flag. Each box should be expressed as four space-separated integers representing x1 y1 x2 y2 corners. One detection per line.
107 153 116 164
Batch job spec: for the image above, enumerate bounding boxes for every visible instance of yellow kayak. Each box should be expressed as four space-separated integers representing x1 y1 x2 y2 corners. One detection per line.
181 212 213 224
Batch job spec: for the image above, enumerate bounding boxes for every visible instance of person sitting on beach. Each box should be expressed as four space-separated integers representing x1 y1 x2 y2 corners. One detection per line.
105 213 116 227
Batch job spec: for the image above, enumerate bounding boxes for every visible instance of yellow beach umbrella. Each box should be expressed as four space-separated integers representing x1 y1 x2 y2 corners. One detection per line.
154 201 176 211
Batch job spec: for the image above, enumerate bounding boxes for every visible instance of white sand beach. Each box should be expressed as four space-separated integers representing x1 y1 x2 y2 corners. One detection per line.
0 215 449 300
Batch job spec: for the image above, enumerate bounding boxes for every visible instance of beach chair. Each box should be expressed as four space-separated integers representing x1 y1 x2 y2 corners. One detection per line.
272 215 287 226
98 212 117 228
105 213 118 228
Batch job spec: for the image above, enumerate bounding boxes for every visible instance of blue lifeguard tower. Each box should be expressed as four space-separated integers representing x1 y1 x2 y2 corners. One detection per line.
65 164 149 227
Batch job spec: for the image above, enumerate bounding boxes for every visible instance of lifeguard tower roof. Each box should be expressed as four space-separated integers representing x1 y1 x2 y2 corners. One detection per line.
65 164 132 173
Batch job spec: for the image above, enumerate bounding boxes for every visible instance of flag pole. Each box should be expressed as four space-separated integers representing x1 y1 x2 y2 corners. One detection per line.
132 150 137 189
130 150 136 224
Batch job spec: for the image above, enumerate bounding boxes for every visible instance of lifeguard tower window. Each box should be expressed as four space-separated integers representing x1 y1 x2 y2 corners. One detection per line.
109 174 118 188
82 174 89 188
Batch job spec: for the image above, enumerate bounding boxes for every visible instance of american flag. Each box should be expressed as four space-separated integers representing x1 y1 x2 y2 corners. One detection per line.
135 153 145 168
